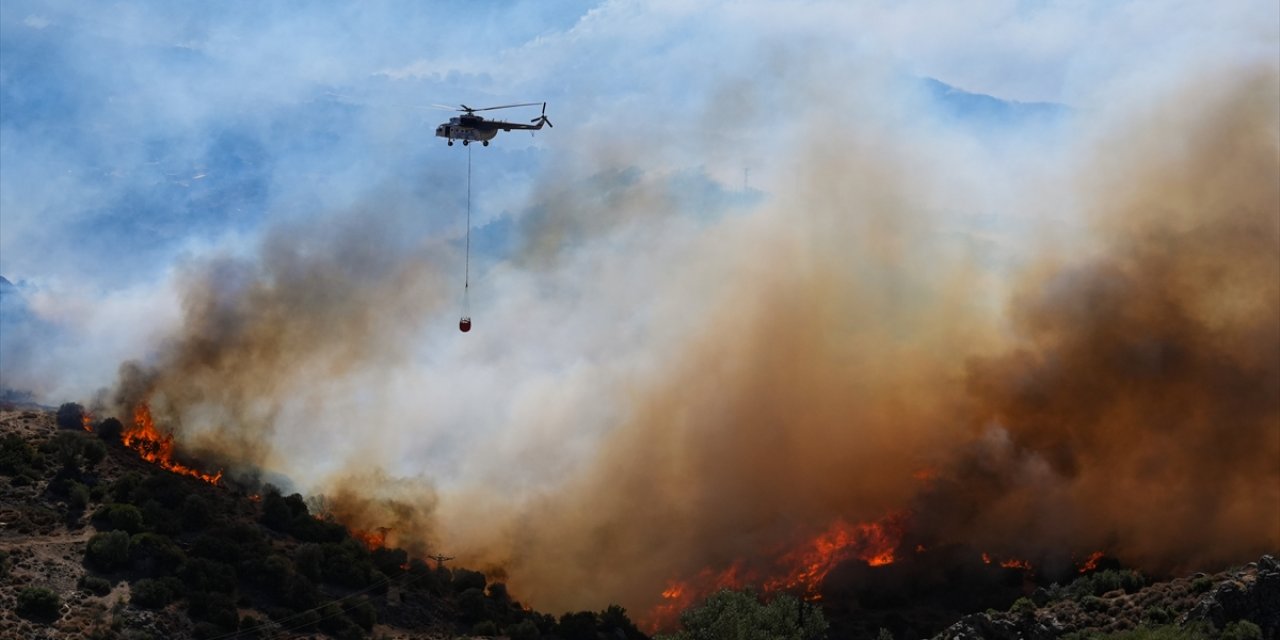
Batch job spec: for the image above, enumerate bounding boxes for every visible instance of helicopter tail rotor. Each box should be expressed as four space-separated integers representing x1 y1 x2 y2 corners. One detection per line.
531 102 553 128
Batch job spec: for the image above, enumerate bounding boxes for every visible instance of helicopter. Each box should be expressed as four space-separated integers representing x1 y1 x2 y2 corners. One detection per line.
434 102 553 146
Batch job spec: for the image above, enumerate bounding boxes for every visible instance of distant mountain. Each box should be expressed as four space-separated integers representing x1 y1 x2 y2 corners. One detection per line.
922 77 1071 127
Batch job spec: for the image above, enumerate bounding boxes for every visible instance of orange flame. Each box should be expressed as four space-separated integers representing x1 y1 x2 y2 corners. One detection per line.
350 528 387 550
1078 550 1105 574
982 552 1032 571
646 512 905 631
81 411 93 433
122 404 223 485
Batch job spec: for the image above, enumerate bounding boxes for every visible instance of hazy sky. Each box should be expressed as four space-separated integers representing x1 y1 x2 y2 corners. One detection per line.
2 0 1277 615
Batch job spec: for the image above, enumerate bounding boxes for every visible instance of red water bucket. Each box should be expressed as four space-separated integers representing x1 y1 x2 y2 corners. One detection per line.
459 317 472 332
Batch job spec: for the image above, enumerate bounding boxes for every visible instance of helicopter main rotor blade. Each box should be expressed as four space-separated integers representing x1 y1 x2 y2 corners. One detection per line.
469 102 543 112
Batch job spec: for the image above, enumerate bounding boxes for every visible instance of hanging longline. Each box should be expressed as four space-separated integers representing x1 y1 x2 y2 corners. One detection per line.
459 144 473 332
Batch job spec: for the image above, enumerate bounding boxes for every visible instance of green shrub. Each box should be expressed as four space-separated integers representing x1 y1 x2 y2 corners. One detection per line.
181 494 212 530
178 558 238 594
86 530 132 571
656 589 826 640
79 575 113 596
56 403 85 430
292 543 324 582
81 438 107 467
16 587 61 621
1222 621 1263 640
453 568 487 592
1191 576 1214 593
472 620 499 636
69 483 91 511
96 503 145 533
188 591 239 629
0 549 9 578
0 433 36 475
348 597 377 631
1010 596 1036 616
129 578 176 609
96 417 124 443
1068 569 1146 599
508 619 540 640
129 533 186 576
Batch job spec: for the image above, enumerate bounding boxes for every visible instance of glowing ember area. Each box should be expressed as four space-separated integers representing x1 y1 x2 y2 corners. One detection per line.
1078 551 1106 573
351 528 388 550
81 412 93 432
646 513 906 631
982 552 1033 571
649 563 752 631
122 404 224 485
763 515 903 597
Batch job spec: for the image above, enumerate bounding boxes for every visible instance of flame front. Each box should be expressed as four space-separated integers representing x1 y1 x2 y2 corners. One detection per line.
351 528 388 550
762 515 903 598
1078 551 1105 574
121 404 223 485
646 513 905 631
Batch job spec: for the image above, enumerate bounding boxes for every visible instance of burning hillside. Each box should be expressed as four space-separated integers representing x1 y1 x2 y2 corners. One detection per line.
77 60 1278 631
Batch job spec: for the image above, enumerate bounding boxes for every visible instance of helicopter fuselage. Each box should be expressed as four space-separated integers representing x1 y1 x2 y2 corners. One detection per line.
435 110 549 146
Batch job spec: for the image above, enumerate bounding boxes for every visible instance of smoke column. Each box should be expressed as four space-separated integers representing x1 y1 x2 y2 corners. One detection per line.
103 58 1277 617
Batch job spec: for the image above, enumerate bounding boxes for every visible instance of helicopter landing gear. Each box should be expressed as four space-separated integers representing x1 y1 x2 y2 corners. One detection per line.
482 140 489 146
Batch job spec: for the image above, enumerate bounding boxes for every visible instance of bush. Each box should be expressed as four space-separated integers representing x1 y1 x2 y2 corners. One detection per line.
130 532 186 576
96 503 145 533
1010 596 1036 616
1191 576 1214 593
348 597 377 631
0 433 36 475
81 438 107 466
188 591 239 629
1068 569 1146 599
656 589 828 640
507 619 541 640
599 604 645 640
69 482 91 511
57 402 85 430
17 587 61 621
79 575 113 596
178 558 238 594
96 417 124 443
86 530 132 571
453 568 487 592
130 578 176 608
292 543 325 582
472 620 499 636
181 494 212 530
1222 621 1263 640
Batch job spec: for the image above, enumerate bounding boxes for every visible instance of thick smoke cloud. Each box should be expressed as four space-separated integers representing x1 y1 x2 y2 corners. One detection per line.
5 0 1276 623
450 65 1279 613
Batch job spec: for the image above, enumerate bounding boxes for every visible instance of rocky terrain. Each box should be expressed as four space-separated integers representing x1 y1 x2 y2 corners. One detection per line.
935 557 1278 640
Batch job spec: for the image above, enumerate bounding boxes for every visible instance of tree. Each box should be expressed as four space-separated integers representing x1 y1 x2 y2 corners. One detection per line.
56 402 84 430
86 530 132 571
655 589 828 640
17 587 61 621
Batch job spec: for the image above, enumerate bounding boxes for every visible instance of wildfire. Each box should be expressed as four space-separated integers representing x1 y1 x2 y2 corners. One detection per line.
350 527 388 550
646 513 906 631
763 515 902 597
981 552 1033 571
1078 550 1105 574
120 404 224 485
81 411 93 433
